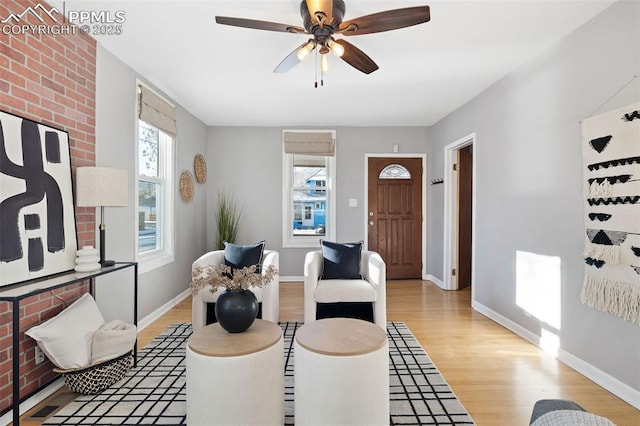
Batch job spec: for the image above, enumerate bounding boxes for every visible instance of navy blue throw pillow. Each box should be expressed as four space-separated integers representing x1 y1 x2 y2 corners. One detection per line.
224 241 265 272
320 240 363 280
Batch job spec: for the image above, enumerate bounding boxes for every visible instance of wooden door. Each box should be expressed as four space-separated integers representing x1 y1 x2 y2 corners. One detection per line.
457 146 473 289
368 157 422 279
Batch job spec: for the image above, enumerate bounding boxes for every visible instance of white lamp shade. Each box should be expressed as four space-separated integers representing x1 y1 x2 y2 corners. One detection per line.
76 167 128 207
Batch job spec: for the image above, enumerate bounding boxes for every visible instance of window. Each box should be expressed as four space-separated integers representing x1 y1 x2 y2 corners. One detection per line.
136 83 176 271
291 155 327 236
138 121 171 253
379 164 411 179
282 130 336 247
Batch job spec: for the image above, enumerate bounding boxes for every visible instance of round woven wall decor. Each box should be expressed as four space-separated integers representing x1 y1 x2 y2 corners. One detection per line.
180 170 195 203
194 153 207 183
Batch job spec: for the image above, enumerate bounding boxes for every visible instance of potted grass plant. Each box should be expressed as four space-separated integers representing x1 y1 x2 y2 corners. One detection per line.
215 190 242 250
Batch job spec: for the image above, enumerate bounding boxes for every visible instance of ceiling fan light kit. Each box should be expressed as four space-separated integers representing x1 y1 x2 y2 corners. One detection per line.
328 39 345 57
215 0 430 87
297 40 317 61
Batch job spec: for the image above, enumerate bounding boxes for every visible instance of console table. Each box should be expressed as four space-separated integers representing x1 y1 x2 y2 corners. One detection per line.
0 262 138 426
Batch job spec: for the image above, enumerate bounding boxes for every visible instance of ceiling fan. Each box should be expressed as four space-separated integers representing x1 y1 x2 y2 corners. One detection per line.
215 0 430 82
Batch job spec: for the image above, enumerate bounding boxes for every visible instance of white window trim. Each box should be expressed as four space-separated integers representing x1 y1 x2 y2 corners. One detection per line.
135 82 175 274
282 130 336 248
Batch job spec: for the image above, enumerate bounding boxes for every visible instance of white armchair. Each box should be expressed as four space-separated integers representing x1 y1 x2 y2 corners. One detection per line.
304 250 386 329
192 250 279 332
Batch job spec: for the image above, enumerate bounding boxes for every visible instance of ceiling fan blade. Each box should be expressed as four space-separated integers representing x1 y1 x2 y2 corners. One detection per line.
274 41 314 73
216 16 306 34
339 6 430 36
334 39 378 74
305 0 333 24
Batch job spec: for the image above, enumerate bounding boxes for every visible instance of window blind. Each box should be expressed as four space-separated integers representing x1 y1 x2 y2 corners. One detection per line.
283 131 335 156
138 85 177 136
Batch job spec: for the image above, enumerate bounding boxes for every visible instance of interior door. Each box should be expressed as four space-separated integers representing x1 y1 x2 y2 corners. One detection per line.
367 157 422 279
457 146 473 289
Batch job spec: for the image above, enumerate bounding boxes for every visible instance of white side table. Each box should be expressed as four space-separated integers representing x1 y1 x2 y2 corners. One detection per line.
186 319 284 425
294 317 389 425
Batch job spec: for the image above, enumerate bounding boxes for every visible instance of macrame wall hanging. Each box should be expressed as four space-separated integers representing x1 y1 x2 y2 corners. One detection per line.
581 101 640 325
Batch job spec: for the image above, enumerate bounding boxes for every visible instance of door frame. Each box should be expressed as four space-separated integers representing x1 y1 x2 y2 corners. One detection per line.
443 133 476 291
364 153 428 279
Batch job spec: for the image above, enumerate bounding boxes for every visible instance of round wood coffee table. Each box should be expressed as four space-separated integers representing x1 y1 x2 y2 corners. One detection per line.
294 318 389 425
186 319 283 425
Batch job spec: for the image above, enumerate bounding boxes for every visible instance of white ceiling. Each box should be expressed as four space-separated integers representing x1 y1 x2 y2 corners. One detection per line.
59 0 615 126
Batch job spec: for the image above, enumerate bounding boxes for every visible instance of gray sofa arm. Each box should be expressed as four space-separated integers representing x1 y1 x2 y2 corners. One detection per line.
530 399 614 426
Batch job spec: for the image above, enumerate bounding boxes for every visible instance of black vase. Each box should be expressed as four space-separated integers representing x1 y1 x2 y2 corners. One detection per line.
215 289 259 333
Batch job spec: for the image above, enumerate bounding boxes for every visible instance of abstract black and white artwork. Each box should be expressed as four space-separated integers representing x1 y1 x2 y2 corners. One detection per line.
0 111 77 286
581 101 640 325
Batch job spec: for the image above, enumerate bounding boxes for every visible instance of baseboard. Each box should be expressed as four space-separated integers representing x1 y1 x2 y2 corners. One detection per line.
472 300 639 410
284 275 444 286
426 274 444 288
0 378 65 425
138 288 191 331
558 348 640 409
472 301 542 346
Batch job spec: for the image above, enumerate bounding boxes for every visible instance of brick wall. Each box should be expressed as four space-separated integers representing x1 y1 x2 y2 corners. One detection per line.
0 0 97 414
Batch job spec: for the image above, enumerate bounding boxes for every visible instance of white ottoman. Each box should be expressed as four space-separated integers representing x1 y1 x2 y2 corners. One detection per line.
294 318 389 425
186 319 284 426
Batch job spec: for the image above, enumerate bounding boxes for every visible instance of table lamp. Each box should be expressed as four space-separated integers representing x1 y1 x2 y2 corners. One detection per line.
75 167 128 267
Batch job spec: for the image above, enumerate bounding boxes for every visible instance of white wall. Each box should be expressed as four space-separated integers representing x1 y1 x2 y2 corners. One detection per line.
91 0 639 406
428 0 639 398
206 126 429 277
94 45 208 322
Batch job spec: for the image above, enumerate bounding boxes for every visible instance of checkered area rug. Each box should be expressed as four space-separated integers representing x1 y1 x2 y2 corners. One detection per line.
44 322 474 425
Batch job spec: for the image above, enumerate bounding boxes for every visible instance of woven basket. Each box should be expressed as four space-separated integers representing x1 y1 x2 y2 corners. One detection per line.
53 351 133 394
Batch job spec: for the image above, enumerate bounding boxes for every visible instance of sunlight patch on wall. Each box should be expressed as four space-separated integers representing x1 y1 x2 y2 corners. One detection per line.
539 328 560 357
516 251 562 354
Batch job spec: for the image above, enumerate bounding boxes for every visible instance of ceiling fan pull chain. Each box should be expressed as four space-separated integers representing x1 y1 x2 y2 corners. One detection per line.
314 47 318 88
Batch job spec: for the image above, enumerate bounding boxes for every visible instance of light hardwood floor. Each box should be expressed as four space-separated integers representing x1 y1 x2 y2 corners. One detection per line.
20 280 639 425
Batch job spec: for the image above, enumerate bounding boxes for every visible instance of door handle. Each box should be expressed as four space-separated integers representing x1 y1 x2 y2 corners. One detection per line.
368 221 374 226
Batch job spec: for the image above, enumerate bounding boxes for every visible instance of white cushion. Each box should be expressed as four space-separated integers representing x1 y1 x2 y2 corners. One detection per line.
26 293 105 369
314 279 377 303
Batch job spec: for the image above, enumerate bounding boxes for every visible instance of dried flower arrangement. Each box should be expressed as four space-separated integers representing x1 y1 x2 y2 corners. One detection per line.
191 264 278 293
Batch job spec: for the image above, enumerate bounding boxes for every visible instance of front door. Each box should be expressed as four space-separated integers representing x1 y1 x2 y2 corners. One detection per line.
367 157 422 279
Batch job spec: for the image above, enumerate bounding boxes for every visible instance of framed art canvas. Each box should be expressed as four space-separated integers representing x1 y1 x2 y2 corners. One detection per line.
0 110 78 286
